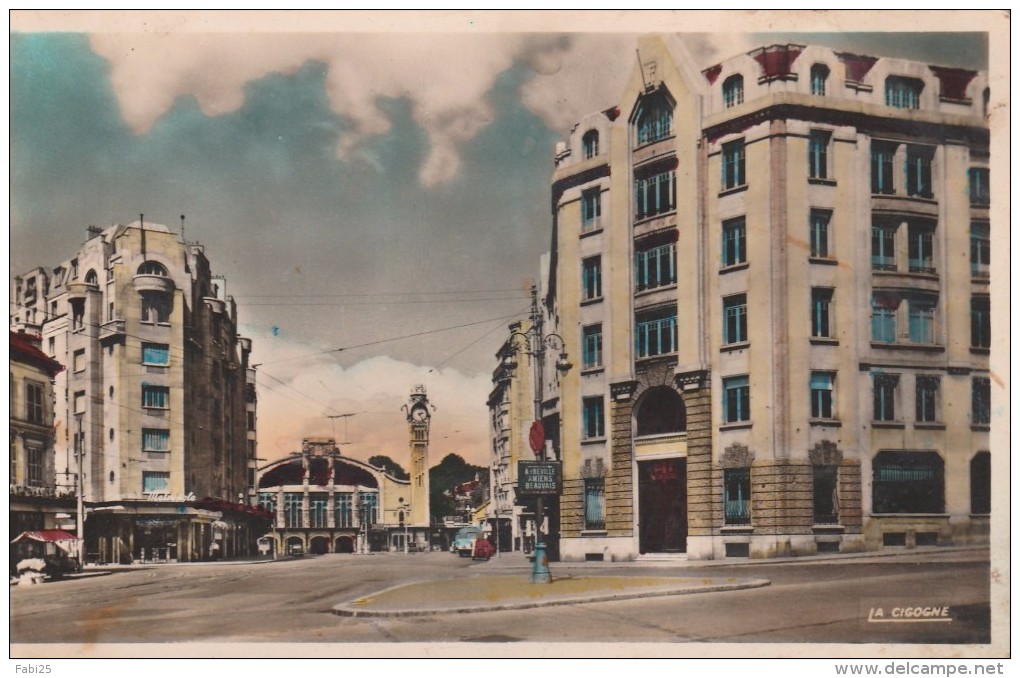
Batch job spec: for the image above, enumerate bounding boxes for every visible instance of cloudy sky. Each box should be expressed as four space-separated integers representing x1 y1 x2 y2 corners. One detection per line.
9 12 994 469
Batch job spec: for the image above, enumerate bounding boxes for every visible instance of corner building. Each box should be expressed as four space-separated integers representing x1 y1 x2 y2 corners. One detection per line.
11 221 266 563
547 36 990 561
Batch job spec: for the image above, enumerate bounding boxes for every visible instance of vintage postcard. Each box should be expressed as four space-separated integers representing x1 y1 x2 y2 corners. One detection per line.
7 9 1009 667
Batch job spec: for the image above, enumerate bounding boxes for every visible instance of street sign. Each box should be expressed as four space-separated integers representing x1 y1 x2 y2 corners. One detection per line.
518 461 562 496
528 420 545 454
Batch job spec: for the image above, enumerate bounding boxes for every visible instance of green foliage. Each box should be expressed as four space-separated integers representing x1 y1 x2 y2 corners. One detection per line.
429 453 487 522
368 455 409 481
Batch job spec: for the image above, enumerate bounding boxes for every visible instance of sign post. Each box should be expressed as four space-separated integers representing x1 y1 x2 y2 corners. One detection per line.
518 459 561 583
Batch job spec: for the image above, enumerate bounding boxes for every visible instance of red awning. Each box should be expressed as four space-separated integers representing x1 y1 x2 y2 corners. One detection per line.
10 530 81 545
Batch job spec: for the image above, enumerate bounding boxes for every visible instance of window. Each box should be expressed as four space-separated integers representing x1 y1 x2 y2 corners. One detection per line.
808 130 831 180
885 76 923 109
635 239 676 291
907 223 935 274
871 293 899 343
809 210 831 258
871 223 897 271
258 492 277 515
581 256 602 301
968 168 990 205
908 298 936 344
581 188 601 231
142 343 170 365
142 471 170 494
11 435 17 483
722 294 748 345
635 94 674 145
582 129 599 159
722 217 746 267
972 377 991 425
810 372 835 419
970 453 991 515
810 64 829 96
722 375 750 424
137 261 169 277
582 324 603 370
872 374 899 422
309 494 329 529
584 477 606 530
871 141 897 194
143 428 170 452
724 468 751 524
582 396 605 439
635 387 686 436
905 146 934 198
334 493 353 528
284 492 303 528
635 307 678 358
25 381 44 424
723 74 744 108
811 288 833 339
811 465 839 525
27 446 43 487
915 376 940 423
73 390 86 414
634 166 676 219
358 493 379 526
142 384 170 409
141 294 170 324
721 139 746 190
872 451 944 514
73 349 86 372
971 222 990 278
970 296 991 348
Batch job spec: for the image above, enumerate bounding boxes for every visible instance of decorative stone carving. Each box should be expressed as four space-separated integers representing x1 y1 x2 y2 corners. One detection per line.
720 442 754 468
675 369 710 391
581 457 606 479
809 440 843 466
610 380 638 402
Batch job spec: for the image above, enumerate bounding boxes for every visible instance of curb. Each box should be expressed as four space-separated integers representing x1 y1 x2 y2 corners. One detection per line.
332 577 771 618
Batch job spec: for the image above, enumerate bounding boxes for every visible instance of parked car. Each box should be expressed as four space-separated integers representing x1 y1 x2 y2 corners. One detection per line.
288 544 305 557
472 538 495 561
452 526 483 557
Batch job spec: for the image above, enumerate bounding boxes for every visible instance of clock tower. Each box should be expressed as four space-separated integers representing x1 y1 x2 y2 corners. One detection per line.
404 385 432 530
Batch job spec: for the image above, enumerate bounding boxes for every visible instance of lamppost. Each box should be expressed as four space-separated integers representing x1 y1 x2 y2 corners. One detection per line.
74 414 86 571
397 498 411 553
502 284 572 583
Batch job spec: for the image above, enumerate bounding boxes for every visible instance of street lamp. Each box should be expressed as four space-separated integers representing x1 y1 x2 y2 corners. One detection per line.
397 498 410 554
502 284 572 584
74 414 86 571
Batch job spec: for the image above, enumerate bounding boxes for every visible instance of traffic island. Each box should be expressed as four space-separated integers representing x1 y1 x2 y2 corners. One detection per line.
332 574 770 617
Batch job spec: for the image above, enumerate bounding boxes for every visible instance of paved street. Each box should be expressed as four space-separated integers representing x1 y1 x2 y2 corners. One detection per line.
10 548 991 650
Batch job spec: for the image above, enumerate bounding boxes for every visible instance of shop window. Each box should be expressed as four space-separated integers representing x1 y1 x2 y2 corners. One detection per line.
872 451 944 514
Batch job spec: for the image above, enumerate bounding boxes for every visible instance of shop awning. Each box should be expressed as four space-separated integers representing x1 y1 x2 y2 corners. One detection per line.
11 530 81 545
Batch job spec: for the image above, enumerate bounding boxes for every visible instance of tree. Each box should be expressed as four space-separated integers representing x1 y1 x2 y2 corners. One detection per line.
368 455 409 481
429 453 487 522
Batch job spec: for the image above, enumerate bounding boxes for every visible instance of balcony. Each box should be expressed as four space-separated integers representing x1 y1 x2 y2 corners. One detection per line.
133 274 174 294
100 318 126 340
871 193 939 218
65 281 98 301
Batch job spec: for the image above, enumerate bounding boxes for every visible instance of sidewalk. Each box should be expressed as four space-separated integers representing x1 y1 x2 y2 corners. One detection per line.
333 573 771 618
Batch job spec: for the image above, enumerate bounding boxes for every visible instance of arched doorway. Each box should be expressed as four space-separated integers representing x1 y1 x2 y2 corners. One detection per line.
286 536 303 555
634 387 688 554
335 536 355 554
310 536 329 555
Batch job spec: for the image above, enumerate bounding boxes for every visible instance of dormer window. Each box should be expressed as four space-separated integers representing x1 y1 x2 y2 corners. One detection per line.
84 270 98 285
886 76 923 109
810 64 829 96
634 92 674 146
723 75 744 108
582 129 599 159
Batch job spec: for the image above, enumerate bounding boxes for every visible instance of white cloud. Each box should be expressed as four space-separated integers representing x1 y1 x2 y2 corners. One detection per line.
245 328 492 470
89 32 757 186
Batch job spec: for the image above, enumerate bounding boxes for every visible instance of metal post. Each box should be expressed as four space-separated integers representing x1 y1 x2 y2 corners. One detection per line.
529 286 551 584
75 415 85 571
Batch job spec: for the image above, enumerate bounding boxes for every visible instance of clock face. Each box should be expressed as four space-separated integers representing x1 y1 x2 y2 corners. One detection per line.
412 407 428 422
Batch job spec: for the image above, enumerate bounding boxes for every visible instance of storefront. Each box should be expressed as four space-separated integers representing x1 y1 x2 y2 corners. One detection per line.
85 497 272 564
